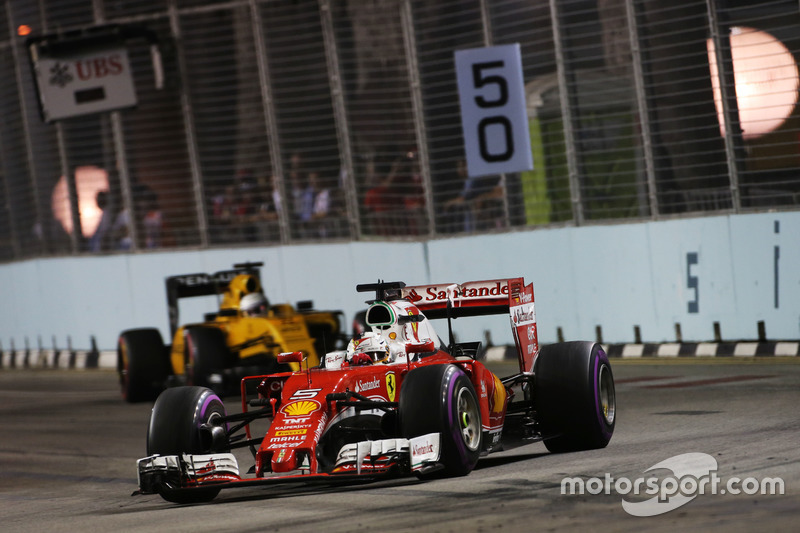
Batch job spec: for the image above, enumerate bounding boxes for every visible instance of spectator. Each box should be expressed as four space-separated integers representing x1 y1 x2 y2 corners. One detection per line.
364 172 392 235
325 186 349 238
88 190 112 252
234 169 258 241
110 182 150 250
308 171 331 237
210 183 237 240
141 186 163 249
384 148 425 235
327 168 351 238
399 148 425 230
250 174 281 241
442 159 471 233
286 152 314 237
444 160 503 232
111 207 132 250
471 175 505 230
292 173 315 237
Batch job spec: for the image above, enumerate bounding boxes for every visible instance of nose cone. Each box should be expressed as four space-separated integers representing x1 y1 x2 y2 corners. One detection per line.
271 448 299 473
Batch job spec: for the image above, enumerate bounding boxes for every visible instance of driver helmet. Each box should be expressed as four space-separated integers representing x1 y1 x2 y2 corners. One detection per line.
346 332 391 364
365 300 428 351
240 292 269 316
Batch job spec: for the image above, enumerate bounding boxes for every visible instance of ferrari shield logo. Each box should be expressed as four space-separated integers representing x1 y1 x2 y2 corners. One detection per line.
386 373 396 402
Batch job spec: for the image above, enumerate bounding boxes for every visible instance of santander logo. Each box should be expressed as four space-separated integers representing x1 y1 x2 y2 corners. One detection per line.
512 304 535 324
413 443 435 455
355 377 381 393
423 282 507 301
406 289 423 303
195 459 216 475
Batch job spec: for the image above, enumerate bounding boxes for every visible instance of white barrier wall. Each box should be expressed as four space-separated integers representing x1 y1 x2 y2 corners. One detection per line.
0 212 797 352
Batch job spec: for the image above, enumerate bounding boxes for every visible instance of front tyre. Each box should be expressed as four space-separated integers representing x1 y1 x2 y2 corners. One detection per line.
399 364 481 478
147 386 229 503
535 341 616 453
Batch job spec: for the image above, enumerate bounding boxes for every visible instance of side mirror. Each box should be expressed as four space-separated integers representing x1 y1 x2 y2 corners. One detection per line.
277 351 304 364
405 339 435 354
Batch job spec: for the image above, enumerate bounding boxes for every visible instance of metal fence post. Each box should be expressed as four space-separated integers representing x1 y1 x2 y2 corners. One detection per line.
109 112 138 250
706 0 743 212
401 0 434 237
55 124 81 253
169 0 208 248
319 0 360 238
0 126 20 258
250 0 290 244
479 0 512 229
625 0 659 219
7 2 44 256
549 0 584 225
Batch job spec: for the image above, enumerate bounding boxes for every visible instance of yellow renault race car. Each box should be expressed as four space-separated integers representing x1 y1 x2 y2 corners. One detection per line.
117 262 345 403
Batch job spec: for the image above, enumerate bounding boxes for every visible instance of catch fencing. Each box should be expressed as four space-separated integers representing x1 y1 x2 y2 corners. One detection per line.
0 0 798 261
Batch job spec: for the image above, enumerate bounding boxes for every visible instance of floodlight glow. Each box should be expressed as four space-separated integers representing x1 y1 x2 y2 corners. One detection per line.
51 166 110 237
708 27 799 139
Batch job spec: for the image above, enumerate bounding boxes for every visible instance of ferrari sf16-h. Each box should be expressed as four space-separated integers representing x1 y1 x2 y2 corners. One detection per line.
136 277 616 504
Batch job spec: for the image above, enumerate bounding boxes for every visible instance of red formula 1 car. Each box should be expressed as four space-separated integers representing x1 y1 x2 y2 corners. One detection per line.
136 278 616 504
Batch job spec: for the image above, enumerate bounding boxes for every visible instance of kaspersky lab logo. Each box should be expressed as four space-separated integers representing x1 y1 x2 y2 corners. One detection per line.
561 452 785 517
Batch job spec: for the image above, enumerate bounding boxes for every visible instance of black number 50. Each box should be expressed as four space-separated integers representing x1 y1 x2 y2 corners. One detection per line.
472 61 514 162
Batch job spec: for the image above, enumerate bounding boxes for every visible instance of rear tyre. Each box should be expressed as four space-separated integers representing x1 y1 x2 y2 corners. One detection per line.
184 327 231 396
147 386 229 504
399 364 481 478
118 328 170 403
535 341 616 453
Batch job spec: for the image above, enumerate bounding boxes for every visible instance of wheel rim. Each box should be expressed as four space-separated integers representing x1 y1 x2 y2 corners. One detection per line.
456 387 481 451
598 364 616 425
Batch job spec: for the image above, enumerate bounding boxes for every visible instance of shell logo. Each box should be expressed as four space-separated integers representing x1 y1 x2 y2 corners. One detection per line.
280 400 320 417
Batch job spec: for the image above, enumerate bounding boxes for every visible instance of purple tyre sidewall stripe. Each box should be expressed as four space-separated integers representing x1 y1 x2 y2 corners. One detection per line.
199 391 227 431
593 348 614 439
444 366 472 467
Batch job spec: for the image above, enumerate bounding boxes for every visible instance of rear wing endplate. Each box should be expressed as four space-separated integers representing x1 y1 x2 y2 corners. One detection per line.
401 278 538 373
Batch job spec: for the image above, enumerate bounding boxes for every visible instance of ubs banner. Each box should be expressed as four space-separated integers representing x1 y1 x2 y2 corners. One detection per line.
29 43 137 122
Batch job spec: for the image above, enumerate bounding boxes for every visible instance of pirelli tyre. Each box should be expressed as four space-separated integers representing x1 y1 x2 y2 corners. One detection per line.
184 327 231 395
147 386 230 504
399 364 482 478
534 341 616 453
118 328 170 403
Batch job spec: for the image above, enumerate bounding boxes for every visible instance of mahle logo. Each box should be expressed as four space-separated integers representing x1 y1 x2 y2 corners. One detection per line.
561 452 785 517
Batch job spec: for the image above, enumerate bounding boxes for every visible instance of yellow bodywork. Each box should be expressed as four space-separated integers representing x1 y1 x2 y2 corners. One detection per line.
169 273 333 375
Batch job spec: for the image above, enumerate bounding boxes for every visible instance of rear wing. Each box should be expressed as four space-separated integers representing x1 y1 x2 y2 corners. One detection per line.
400 278 539 373
165 263 262 337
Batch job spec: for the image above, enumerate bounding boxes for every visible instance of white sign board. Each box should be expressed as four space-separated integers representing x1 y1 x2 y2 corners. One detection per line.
31 45 137 122
455 44 533 177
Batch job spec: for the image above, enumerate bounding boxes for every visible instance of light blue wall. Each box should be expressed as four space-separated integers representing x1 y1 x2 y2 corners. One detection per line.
1 212 797 351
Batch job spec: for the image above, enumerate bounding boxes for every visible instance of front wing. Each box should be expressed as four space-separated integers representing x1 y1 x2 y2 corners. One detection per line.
136 433 441 496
